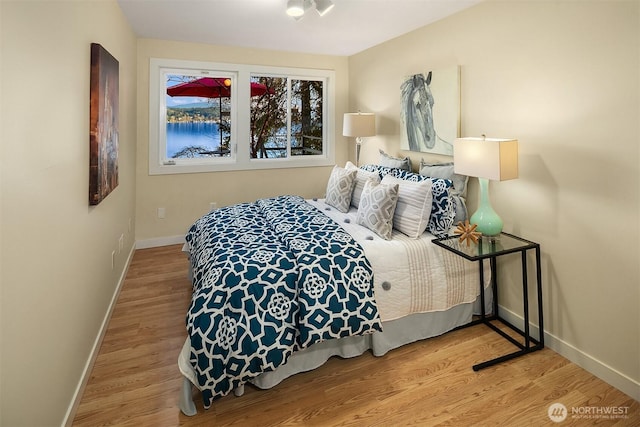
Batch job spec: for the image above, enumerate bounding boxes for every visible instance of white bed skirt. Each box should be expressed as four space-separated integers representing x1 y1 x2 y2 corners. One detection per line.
250 299 479 389
178 294 491 415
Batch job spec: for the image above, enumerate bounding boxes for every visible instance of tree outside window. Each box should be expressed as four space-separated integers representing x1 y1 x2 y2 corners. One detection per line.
250 76 324 159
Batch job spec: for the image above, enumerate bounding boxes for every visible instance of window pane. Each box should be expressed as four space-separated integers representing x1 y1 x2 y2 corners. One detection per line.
250 76 287 159
165 74 232 159
250 77 324 159
291 79 323 157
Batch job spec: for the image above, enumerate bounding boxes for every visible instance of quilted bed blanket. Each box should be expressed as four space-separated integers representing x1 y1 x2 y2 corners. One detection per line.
185 195 382 407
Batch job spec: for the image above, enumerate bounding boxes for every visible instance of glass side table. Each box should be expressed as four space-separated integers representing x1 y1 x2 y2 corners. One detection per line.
432 232 544 371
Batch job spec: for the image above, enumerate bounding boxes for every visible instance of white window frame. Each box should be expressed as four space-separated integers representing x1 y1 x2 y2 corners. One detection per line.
149 58 335 175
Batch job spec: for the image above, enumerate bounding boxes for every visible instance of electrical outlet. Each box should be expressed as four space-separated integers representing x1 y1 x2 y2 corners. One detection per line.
157 207 166 219
209 202 217 211
128 218 132 232
111 250 116 270
118 234 124 253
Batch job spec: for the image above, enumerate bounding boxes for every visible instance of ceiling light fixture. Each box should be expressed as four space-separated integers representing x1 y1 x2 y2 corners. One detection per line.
286 0 305 17
314 0 335 16
287 0 334 19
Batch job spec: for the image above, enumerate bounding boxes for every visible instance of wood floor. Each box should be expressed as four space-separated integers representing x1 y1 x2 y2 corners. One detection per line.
72 245 639 426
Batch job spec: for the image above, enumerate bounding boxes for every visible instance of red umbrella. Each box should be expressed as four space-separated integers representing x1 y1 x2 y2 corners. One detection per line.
166 77 273 157
167 77 271 98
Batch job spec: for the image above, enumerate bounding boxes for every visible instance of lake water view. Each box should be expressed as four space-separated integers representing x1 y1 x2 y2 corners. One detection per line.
167 122 300 159
166 122 224 158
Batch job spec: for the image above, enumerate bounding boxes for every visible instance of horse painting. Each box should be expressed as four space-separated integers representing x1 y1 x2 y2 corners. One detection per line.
400 67 459 156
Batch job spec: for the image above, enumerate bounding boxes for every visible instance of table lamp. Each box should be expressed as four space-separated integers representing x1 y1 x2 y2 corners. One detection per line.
453 136 518 237
343 112 376 166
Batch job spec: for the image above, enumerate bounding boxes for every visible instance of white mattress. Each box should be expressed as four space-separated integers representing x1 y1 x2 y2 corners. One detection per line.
306 198 488 322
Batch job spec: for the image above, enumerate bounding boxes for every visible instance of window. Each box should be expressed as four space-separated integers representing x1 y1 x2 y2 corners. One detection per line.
149 58 335 175
250 76 324 159
164 71 236 163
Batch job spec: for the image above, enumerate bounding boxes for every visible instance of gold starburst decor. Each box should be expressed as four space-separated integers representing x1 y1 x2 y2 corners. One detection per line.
454 220 481 247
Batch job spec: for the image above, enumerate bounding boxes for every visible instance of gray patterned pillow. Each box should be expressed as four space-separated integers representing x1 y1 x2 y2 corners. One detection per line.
325 165 357 213
381 175 432 238
419 160 469 222
379 149 412 171
418 160 468 197
345 161 381 208
356 180 399 240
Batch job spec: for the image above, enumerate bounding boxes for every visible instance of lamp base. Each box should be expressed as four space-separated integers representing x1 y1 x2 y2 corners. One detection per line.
470 178 503 237
355 137 362 167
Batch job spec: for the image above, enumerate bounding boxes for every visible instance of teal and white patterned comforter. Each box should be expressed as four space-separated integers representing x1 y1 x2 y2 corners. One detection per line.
185 195 382 407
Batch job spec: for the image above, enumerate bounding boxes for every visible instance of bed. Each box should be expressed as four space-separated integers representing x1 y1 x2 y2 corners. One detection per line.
177 163 491 415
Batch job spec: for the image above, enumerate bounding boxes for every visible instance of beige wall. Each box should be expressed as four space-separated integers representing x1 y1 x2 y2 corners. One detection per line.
0 1 137 426
349 1 639 398
135 39 350 242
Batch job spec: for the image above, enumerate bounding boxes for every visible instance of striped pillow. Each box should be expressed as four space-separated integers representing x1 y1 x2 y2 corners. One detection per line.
381 175 432 238
346 161 381 208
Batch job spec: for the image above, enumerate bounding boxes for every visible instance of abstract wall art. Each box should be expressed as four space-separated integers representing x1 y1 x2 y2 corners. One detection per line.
89 43 119 205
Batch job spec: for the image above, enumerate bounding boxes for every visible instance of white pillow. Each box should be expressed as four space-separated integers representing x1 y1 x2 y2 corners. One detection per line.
325 165 357 213
381 175 432 238
345 161 381 208
356 180 399 240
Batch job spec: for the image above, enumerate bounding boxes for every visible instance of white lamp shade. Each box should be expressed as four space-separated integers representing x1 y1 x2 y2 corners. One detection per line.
453 137 518 181
343 113 376 137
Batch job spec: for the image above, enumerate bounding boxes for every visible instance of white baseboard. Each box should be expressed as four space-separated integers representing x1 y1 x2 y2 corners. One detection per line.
62 244 136 427
498 305 640 401
135 234 185 249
